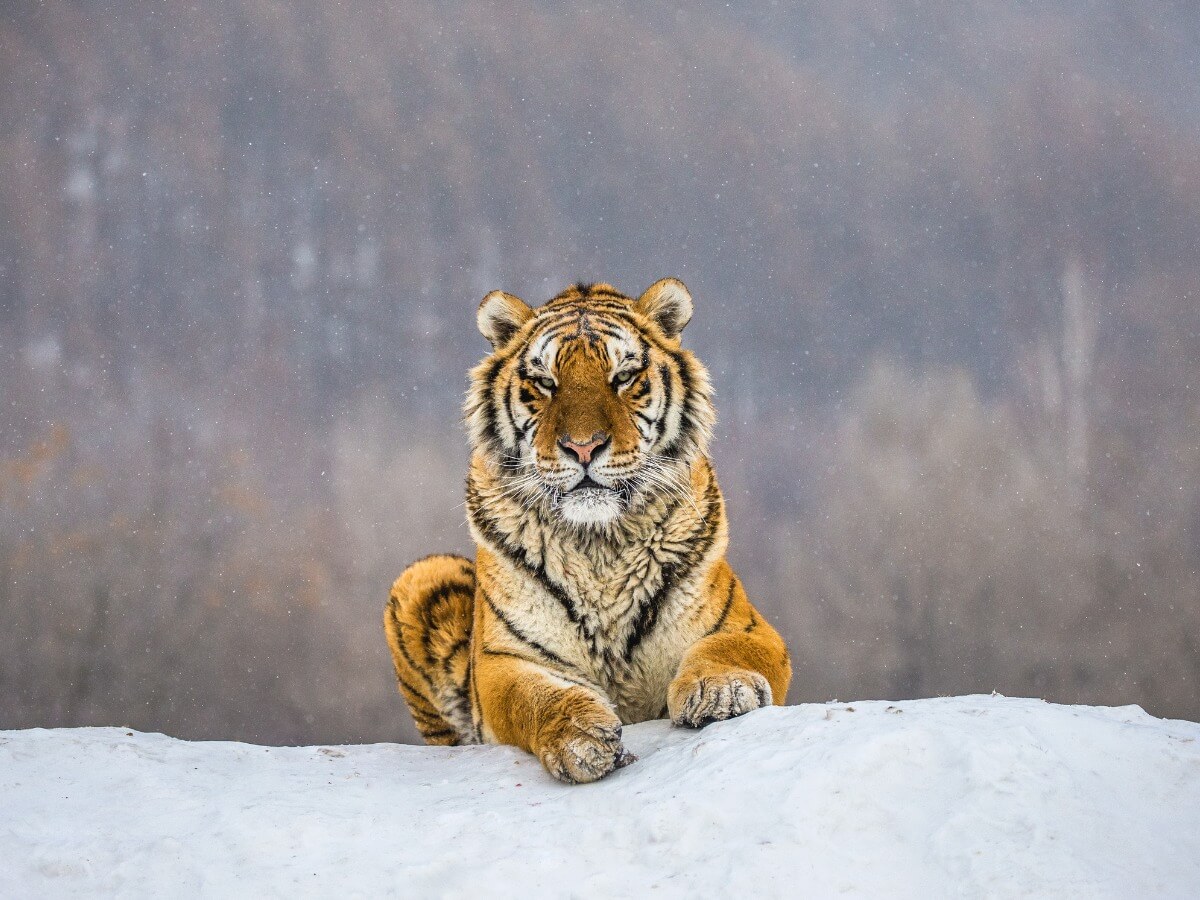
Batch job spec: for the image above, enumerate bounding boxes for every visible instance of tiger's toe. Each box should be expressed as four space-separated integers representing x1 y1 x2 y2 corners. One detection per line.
669 669 772 728
537 709 635 784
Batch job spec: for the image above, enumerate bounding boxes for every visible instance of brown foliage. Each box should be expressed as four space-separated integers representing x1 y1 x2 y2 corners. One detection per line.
1 2 1197 741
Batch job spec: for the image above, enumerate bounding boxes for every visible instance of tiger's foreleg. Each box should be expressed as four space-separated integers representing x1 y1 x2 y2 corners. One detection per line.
472 548 635 783
474 650 636 784
668 564 792 727
471 566 636 785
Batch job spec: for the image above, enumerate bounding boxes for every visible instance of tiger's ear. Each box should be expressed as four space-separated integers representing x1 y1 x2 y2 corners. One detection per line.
636 278 693 339
477 290 534 349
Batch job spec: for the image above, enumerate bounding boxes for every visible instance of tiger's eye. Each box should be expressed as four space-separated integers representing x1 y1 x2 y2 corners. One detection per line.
614 370 635 385
537 376 556 391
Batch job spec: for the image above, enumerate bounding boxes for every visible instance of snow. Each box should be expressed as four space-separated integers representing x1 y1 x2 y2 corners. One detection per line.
3 695 1199 898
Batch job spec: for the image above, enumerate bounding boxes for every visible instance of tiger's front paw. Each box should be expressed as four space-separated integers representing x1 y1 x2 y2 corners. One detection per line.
668 668 772 728
536 691 636 784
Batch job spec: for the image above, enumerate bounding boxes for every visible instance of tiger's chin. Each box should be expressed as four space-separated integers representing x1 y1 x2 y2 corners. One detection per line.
557 488 625 527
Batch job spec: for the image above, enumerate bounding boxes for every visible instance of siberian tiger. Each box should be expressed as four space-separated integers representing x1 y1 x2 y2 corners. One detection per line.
385 278 791 783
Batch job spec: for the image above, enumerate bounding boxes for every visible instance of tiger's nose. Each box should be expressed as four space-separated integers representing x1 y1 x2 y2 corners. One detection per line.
559 433 610 465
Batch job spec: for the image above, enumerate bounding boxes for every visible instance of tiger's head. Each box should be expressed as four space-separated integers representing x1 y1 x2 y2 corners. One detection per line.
466 279 715 527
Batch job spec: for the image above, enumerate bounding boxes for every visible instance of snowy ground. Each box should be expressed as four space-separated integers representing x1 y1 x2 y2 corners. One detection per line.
2 695 1199 898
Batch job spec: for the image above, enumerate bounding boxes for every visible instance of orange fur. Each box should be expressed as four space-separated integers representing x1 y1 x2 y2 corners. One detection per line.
384 280 792 782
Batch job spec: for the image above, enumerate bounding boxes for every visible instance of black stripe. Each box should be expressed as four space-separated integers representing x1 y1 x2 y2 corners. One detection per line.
706 577 737 637
530 306 640 348
586 308 642 335
430 578 474 600
388 603 439 695
556 285 629 303
577 311 597 339
541 303 637 329
478 355 506 452
529 308 584 333
467 486 586 631
653 361 673 443
482 589 576 672
480 648 594 688
584 284 629 299
419 727 458 741
417 581 473 667
501 377 518 450
625 473 723 658
410 705 448 728
394 672 439 714
586 320 626 340
661 350 700 458
614 308 653 330
442 637 470 674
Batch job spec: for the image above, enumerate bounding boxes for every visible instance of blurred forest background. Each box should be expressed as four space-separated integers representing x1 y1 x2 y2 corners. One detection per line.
2 2 1199 744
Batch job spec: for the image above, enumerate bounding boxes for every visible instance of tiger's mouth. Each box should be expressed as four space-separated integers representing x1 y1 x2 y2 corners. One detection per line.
565 474 615 494
556 473 626 526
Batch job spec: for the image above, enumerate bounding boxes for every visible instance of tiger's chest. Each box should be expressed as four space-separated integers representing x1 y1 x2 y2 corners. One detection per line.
540 538 711 722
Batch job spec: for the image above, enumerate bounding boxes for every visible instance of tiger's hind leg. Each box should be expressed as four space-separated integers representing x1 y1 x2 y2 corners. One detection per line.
384 554 478 745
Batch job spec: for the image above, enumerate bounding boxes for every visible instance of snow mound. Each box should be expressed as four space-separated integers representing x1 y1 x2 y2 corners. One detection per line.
3 695 1199 897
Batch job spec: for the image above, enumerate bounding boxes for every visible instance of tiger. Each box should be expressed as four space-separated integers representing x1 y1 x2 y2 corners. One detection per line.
384 278 791 783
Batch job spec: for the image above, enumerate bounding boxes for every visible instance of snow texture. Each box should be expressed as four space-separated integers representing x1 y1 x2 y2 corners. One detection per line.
3 695 1198 898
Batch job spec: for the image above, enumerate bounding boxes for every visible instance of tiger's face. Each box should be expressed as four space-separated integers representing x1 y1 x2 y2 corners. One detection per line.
466 279 715 527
